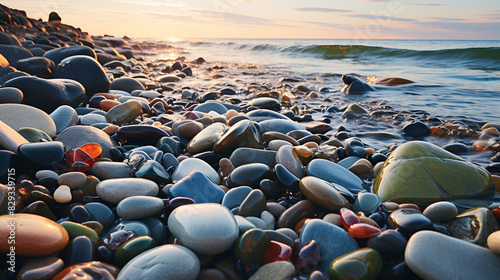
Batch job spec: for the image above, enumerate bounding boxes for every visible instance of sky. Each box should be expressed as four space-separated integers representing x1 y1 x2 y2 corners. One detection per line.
4 0 500 40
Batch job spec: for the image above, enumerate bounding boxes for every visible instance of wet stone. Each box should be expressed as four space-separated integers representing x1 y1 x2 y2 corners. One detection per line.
367 229 407 260
168 203 239 255
56 125 115 158
213 119 262 155
17 127 52 143
405 230 500 280
63 235 94 266
117 196 164 220
447 207 500 246
115 236 157 267
238 189 267 217
234 228 269 277
172 158 220 184
423 201 458 223
299 176 350 212
306 159 364 193
229 148 276 168
187 122 226 154
387 209 433 238
353 192 382 215
329 248 383 280
276 145 305 179
170 170 225 203
222 186 253 209
18 141 65 169
402 121 431 137
277 200 316 229
89 162 132 180
17 256 64 280
299 219 359 277
294 239 321 275
0 214 69 257
135 160 170 184
52 261 119 280
95 178 159 204
227 163 276 189
373 141 495 203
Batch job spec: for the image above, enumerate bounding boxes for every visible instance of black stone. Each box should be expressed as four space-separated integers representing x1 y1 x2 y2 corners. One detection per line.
402 121 431 137
0 45 32 65
226 163 276 189
15 57 55 78
43 45 97 65
17 141 65 169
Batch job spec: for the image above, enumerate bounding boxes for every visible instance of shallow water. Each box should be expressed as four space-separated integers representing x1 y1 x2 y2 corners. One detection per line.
156 39 500 125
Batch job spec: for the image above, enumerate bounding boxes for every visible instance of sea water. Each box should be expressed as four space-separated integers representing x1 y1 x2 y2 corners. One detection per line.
161 39 500 124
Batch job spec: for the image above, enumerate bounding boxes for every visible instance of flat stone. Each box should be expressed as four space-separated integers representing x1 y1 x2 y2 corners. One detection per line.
96 178 159 204
49 105 79 135
299 219 359 277
0 104 56 137
168 203 239 255
249 261 295 280
17 141 65 168
56 125 116 158
373 141 495 203
222 186 253 209
80 113 108 125
117 196 164 220
259 119 305 134
226 163 275 189
299 176 350 212
3 76 85 113
229 148 276 168
106 100 142 125
405 230 500 280
187 123 226 154
111 77 146 93
58 172 87 190
84 202 115 229
117 245 199 280
17 256 64 280
17 127 52 143
169 171 225 203
89 162 132 180
0 214 69 257
0 119 28 152
194 102 228 114
0 87 23 103
306 159 364 193
172 158 220 184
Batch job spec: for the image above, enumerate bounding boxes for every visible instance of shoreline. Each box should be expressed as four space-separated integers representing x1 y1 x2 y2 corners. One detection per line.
1 3 500 280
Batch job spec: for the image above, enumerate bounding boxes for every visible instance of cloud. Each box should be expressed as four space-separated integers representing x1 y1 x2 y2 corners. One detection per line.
348 13 417 22
292 7 353 13
424 17 466 22
191 9 294 27
358 0 445 5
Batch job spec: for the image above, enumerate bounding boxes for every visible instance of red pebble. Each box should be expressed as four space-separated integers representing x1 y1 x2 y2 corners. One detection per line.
67 148 95 167
348 223 382 239
492 208 500 224
264 241 292 264
340 208 360 229
79 143 102 159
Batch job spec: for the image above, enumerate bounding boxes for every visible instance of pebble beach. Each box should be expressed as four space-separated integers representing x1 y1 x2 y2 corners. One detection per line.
1 3 500 280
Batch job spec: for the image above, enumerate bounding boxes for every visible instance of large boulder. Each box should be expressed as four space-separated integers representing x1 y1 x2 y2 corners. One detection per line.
373 141 495 203
55 55 110 98
3 76 85 113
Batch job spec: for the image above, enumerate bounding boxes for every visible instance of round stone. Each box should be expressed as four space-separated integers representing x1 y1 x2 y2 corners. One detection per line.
487 231 500 255
172 158 220 184
57 172 87 190
423 201 458 223
0 214 69 257
117 196 164 220
168 203 239 255
96 178 159 204
187 123 226 154
56 125 116 158
54 185 72 203
299 176 350 212
353 192 382 215
0 87 23 103
117 245 200 280
0 103 56 137
49 105 79 135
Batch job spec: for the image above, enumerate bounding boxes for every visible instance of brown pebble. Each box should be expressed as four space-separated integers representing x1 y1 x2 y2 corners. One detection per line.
278 200 316 229
323 213 343 227
384 202 399 211
219 158 235 177
102 124 119 134
397 203 420 211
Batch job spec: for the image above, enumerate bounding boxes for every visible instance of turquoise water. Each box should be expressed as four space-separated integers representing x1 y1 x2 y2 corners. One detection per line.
163 39 500 123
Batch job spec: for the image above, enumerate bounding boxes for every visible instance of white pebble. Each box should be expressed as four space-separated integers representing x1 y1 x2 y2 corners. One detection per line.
54 185 72 203
260 210 275 230
487 231 500 255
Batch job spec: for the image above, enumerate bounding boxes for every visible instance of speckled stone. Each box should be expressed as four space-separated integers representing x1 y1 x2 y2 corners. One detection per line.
168 203 239 255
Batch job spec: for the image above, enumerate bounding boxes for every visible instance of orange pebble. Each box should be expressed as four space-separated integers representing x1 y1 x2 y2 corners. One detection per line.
94 93 117 100
99 100 121 111
472 140 489 153
102 125 119 134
